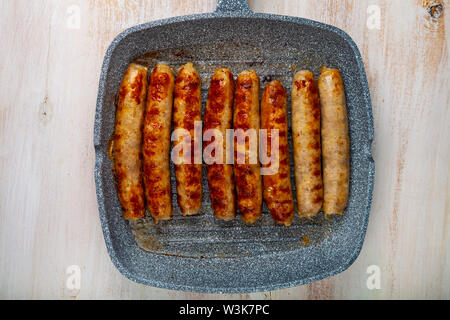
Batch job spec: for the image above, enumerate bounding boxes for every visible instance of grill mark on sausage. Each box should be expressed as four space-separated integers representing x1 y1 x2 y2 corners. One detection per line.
149 72 170 102
130 73 144 104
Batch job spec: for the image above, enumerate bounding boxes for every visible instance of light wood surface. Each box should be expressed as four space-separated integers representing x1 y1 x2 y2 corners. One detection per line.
0 0 448 299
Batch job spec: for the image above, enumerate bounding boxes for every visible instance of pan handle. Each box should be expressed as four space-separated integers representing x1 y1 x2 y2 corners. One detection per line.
215 0 252 13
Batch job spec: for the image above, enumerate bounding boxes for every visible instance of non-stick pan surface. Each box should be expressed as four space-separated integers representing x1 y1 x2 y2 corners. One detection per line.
94 0 374 293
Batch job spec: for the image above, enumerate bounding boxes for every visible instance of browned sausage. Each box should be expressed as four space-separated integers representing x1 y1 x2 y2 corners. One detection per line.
291 70 323 218
233 70 262 223
173 63 202 216
261 80 295 226
143 64 174 223
204 68 236 220
113 63 148 220
318 67 350 215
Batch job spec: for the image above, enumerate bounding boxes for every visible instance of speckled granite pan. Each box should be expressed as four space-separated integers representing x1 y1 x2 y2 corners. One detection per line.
94 0 374 293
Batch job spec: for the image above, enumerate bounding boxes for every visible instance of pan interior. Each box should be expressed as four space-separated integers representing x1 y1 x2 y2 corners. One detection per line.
128 40 339 259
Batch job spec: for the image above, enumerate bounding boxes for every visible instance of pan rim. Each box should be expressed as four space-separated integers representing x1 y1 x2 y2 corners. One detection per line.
94 11 375 293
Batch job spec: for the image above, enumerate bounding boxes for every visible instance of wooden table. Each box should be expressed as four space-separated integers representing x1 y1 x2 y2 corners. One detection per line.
0 0 448 299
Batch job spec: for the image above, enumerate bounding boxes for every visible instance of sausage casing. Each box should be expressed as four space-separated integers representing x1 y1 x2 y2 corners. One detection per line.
143 64 174 223
261 80 295 226
233 70 262 223
292 70 323 218
113 63 148 220
173 63 202 216
204 68 236 220
318 67 350 215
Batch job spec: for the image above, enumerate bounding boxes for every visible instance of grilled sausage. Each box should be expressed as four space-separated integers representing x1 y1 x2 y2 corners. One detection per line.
113 63 148 220
291 70 323 218
318 67 350 215
233 70 262 223
173 63 202 216
261 80 295 226
143 64 174 223
204 68 236 220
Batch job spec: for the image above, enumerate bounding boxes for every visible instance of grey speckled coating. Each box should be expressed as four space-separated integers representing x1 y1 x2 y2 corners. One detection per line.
94 0 374 293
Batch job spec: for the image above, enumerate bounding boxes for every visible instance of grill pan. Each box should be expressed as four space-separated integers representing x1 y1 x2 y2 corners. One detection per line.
94 0 374 293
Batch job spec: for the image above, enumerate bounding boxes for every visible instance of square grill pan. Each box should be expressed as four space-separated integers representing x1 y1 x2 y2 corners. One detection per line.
94 0 375 293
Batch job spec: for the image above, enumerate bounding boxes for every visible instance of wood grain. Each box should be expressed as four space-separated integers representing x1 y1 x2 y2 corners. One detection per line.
0 0 448 299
